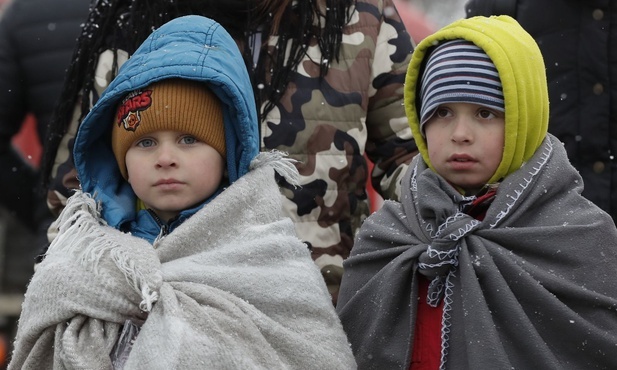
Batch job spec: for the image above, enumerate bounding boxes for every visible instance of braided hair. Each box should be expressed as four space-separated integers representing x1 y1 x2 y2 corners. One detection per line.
42 0 355 186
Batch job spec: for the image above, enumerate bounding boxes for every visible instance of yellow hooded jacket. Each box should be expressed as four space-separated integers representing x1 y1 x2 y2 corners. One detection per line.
404 15 549 184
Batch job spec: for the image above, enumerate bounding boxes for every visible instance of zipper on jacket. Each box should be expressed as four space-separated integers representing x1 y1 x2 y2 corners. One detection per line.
148 209 174 245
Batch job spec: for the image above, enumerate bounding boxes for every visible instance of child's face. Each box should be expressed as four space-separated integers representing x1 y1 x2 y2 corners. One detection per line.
125 130 224 222
424 102 505 194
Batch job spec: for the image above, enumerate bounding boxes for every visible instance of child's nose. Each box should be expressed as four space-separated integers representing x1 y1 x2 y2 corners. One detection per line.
155 143 178 167
451 117 473 143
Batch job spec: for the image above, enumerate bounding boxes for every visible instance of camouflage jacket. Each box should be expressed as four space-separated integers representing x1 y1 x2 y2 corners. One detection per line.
47 0 417 304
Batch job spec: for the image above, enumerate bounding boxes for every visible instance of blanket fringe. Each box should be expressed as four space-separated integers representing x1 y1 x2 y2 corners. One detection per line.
47 191 159 312
250 150 300 187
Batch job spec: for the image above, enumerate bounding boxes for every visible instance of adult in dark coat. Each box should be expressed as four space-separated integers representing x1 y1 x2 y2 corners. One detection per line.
0 0 90 231
0 0 90 293
465 0 617 224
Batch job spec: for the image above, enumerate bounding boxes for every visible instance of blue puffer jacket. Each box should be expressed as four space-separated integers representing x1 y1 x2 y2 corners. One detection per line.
73 15 260 242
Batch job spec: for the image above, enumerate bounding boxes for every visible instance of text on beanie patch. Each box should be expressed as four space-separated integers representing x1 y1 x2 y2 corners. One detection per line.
116 90 153 132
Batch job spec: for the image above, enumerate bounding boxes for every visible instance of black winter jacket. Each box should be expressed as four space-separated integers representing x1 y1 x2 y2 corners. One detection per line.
466 0 617 224
0 0 90 228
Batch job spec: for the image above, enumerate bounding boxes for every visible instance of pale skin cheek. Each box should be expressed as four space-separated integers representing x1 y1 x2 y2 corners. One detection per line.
428 147 438 162
426 142 442 167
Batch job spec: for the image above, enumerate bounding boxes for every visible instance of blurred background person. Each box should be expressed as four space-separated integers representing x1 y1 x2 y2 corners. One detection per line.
0 0 90 366
465 0 617 225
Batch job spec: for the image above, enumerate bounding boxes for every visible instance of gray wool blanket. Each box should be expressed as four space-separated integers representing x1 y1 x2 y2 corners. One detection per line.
10 153 356 370
337 134 617 370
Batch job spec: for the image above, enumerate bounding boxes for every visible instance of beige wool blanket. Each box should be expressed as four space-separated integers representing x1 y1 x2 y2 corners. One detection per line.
10 155 356 369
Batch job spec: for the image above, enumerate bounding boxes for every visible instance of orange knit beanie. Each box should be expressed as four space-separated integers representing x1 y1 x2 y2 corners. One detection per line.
112 79 225 179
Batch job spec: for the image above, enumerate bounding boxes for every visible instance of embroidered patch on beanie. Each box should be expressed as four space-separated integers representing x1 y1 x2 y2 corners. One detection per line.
419 39 504 133
111 79 226 179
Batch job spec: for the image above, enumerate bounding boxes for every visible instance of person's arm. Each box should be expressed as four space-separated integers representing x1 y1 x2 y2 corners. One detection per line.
365 0 417 201
0 2 38 228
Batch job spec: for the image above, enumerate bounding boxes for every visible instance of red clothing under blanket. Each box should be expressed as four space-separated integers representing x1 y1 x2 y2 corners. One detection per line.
410 277 443 370
410 188 496 370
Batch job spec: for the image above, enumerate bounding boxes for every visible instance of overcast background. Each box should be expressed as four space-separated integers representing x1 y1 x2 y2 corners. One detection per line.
412 0 467 28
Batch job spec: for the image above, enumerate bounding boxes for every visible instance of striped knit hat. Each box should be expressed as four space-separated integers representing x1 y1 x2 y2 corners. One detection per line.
419 39 504 133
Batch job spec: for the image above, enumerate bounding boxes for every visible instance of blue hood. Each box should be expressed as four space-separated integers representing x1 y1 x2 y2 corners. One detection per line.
73 15 259 228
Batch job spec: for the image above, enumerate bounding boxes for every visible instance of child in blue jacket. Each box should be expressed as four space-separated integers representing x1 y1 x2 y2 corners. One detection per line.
10 16 355 370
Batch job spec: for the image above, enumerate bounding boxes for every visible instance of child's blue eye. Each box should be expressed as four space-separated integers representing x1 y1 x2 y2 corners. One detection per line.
180 136 197 144
137 138 155 147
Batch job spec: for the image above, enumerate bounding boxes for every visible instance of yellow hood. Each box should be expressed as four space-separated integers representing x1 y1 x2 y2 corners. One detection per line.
404 15 549 183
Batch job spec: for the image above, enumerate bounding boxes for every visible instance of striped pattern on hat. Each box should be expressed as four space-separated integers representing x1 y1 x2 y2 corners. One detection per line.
419 39 504 132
